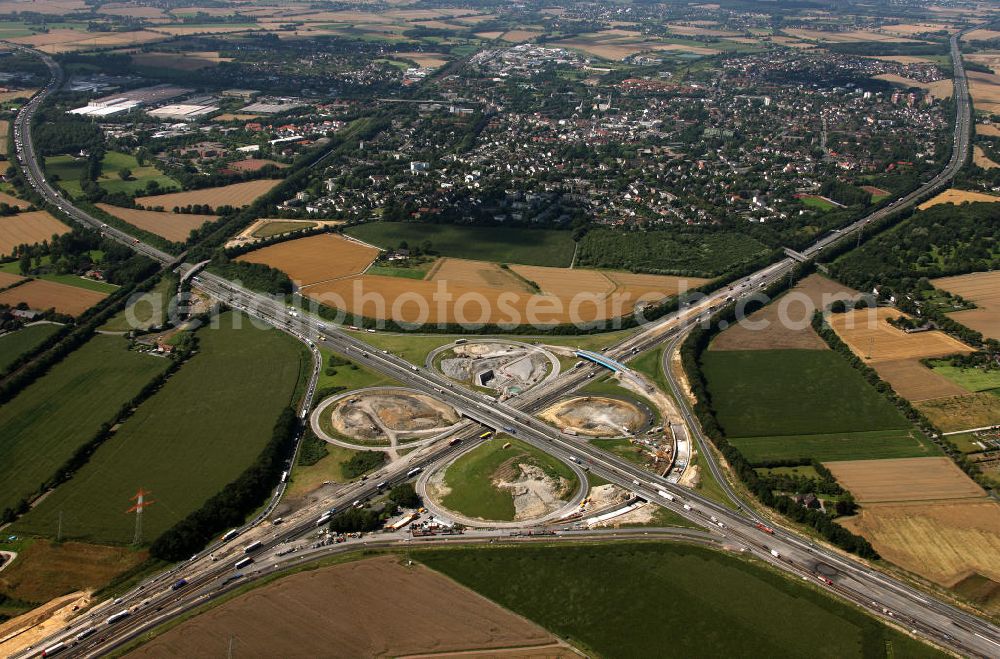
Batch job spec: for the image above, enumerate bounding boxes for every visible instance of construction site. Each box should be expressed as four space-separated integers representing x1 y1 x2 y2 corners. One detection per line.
312 388 462 451
435 341 556 396
539 395 651 437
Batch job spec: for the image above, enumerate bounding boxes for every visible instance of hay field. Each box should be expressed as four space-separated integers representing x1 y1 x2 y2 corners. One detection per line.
126 556 562 659
825 457 985 503
0 279 106 315
829 307 973 362
228 158 287 172
711 274 861 351
510 264 614 298
0 119 7 155
431 258 531 291
963 28 1000 41
149 24 260 36
500 29 543 43
918 187 1000 208
555 31 718 60
841 501 1000 586
135 179 281 212
397 52 448 68
782 28 921 43
863 55 936 64
476 31 504 40
973 145 1000 169
11 29 165 53
977 122 1000 136
96 203 217 242
0 191 30 209
239 233 378 285
872 358 967 401
131 51 232 71
915 392 1000 432
666 23 741 37
880 22 953 36
965 70 1000 114
0 211 70 257
873 73 952 99
933 270 1000 339
0 0 85 13
212 113 260 122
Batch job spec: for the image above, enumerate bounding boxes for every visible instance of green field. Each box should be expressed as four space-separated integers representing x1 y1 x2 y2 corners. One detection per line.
0 323 60 372
0 336 169 514
929 363 1000 393
801 195 836 211
441 437 578 521
730 428 938 463
702 350 912 438
315 346 398 395
97 151 179 196
251 220 316 239
44 154 86 199
100 275 176 332
0 258 118 294
414 543 942 659
346 222 577 267
14 315 307 543
576 228 769 277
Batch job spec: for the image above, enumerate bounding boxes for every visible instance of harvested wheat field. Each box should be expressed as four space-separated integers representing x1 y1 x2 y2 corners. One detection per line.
12 29 165 53
0 271 24 288
919 187 1000 209
96 204 217 243
873 358 967 401
0 211 70 257
510 264 614 298
0 119 6 155
976 123 1000 137
396 51 449 68
212 113 260 122
873 73 952 99
0 89 36 103
880 22 953 36
238 233 379 285
915 392 1000 433
431 258 532 291
711 274 861 351
305 272 688 325
965 70 1000 114
841 501 1000 586
973 145 1000 169
666 23 741 37
783 28 921 43
125 556 565 659
0 279 106 316
0 191 30 210
963 28 1000 42
828 307 973 362
135 179 281 212
825 457 985 503
933 270 1000 339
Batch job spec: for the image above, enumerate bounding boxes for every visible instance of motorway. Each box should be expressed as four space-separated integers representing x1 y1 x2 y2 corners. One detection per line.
11 31 999 659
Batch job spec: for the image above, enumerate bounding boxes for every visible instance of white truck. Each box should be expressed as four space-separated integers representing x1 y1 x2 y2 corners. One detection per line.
657 490 674 501
770 549 780 559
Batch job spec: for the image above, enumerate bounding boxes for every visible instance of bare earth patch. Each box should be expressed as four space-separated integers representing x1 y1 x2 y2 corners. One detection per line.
125 556 564 658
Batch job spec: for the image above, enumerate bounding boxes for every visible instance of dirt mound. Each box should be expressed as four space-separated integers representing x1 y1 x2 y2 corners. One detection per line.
540 396 648 437
493 463 572 521
328 389 460 443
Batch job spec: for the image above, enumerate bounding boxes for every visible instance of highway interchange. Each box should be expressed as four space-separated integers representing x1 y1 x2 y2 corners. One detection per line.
9 30 1000 659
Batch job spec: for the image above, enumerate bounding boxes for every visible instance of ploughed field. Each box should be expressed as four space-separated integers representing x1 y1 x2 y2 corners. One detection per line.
125 556 566 658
